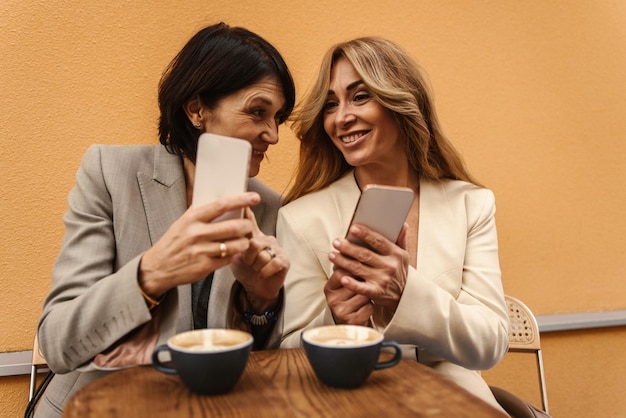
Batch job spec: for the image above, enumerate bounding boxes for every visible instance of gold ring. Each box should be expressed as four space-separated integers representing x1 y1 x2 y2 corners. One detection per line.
219 242 227 258
265 247 276 259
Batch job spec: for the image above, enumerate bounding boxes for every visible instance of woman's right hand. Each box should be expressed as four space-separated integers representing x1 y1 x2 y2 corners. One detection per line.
324 264 373 326
326 223 410 327
137 192 261 298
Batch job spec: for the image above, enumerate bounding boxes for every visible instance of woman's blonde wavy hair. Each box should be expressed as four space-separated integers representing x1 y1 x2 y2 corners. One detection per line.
284 36 480 205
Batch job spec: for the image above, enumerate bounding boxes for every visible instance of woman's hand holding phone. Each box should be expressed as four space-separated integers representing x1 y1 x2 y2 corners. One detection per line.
139 192 261 298
326 185 414 324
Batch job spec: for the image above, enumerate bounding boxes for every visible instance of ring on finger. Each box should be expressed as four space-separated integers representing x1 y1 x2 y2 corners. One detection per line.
219 242 227 258
264 246 276 259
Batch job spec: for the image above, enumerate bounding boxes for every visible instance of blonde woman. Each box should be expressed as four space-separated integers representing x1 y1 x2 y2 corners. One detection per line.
278 37 509 413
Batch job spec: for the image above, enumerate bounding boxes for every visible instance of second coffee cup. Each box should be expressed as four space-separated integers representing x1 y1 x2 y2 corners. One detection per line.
302 324 402 388
152 328 253 395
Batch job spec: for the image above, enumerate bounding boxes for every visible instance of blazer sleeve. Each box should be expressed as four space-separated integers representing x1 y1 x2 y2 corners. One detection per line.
383 188 509 370
277 205 336 348
37 146 156 373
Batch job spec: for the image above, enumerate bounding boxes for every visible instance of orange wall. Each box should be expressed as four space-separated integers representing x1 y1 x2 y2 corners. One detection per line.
1 1 625 417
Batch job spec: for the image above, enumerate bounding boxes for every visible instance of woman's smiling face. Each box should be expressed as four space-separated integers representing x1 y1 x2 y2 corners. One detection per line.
203 76 286 177
322 58 403 171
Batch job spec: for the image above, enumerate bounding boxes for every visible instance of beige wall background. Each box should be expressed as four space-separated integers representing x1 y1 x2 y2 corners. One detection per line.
1 1 625 416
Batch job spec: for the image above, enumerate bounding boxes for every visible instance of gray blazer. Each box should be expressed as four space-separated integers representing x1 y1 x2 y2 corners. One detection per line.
35 144 281 418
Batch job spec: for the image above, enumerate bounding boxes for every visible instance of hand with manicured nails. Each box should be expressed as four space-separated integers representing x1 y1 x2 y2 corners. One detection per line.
230 208 289 313
327 223 410 325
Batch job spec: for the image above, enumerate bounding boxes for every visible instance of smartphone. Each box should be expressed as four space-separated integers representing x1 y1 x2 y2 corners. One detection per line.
346 185 414 247
192 133 251 222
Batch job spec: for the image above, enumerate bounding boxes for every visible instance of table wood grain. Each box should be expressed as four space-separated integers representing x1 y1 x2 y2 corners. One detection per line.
63 348 506 417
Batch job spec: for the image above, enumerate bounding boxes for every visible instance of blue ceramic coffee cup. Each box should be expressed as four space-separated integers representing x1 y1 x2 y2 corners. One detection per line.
302 325 402 388
152 329 253 395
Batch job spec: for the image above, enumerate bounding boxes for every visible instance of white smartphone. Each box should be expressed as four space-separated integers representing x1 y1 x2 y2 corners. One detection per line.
346 185 414 247
192 133 251 222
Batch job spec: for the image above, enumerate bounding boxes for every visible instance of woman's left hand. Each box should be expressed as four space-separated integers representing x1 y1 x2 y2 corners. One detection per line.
230 208 289 312
329 223 409 312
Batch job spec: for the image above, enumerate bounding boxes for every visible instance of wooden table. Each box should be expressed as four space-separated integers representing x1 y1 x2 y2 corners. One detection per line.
63 348 506 417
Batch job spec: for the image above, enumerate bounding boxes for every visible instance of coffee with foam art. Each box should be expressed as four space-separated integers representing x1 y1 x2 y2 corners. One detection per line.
302 325 401 388
305 326 381 346
152 329 253 394
172 330 251 351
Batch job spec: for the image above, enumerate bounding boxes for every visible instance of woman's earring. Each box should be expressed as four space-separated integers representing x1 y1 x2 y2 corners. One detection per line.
194 122 201 129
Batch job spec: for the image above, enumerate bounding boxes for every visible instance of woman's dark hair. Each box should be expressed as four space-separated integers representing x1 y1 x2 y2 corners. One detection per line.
158 22 296 162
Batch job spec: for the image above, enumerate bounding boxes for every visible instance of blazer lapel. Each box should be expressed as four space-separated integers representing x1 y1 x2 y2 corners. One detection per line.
333 172 362 234
320 172 362 277
136 146 187 244
136 146 191 331
416 180 459 282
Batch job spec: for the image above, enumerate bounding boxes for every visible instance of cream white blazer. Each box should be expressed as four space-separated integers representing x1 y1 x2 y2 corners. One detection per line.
277 171 509 410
